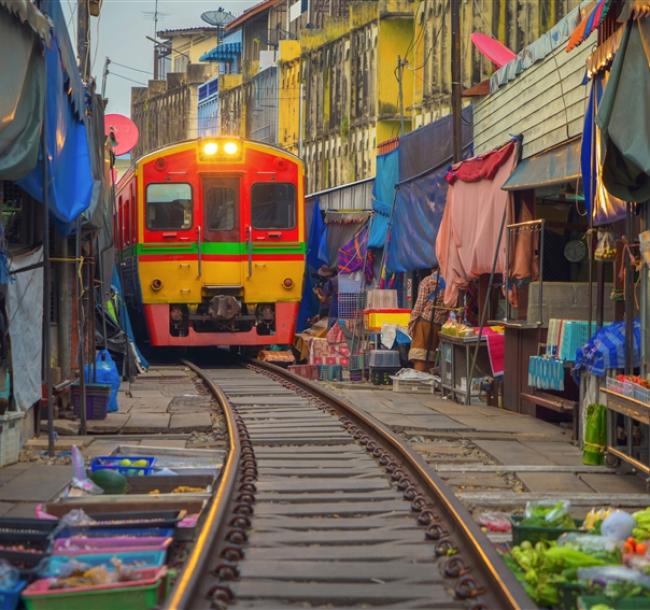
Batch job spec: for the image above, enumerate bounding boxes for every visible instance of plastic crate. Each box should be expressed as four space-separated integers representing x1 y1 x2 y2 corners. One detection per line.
577 596 650 610
43 550 167 576
22 567 167 610
53 536 172 555
55 527 173 540
370 367 400 386
391 377 433 394
368 350 401 368
337 293 365 319
348 354 365 371
90 456 156 476
319 365 342 382
0 412 22 467
366 289 398 310
364 309 410 331
0 580 25 610
71 383 110 421
510 515 581 546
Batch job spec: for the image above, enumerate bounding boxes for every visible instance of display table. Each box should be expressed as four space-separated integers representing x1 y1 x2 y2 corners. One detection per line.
439 334 491 405
602 388 650 476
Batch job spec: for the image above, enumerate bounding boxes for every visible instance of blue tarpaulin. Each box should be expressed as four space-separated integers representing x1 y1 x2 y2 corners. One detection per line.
574 319 640 379
386 164 448 273
17 34 93 226
297 199 328 332
369 148 399 248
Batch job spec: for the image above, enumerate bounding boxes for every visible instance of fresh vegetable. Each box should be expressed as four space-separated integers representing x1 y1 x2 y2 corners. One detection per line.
633 508 650 541
584 508 613 532
89 469 127 494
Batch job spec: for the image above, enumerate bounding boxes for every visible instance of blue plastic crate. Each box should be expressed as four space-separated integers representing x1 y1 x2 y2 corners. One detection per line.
55 527 174 540
44 550 166 576
90 456 156 476
0 580 25 610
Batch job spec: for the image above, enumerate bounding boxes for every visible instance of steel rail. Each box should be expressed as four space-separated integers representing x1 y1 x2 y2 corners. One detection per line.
164 360 241 610
251 360 535 610
167 359 536 610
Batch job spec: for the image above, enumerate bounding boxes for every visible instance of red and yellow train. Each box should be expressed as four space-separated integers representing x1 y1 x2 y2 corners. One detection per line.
115 137 305 348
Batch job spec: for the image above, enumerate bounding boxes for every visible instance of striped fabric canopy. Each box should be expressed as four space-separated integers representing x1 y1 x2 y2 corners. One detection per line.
566 0 612 51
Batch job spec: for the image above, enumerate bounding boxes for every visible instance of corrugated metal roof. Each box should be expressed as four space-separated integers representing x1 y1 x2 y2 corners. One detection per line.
158 26 216 39
225 0 277 32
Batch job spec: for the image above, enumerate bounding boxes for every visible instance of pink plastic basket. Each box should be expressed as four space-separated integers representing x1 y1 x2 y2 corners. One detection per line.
52 536 172 555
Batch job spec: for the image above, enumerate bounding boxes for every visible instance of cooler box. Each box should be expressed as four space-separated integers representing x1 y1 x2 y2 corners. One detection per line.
364 309 411 331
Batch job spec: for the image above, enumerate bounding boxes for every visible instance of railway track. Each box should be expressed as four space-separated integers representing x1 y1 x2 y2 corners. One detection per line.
165 360 535 610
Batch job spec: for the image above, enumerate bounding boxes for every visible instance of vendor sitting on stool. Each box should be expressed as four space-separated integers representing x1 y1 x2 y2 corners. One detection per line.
313 265 339 328
408 266 446 372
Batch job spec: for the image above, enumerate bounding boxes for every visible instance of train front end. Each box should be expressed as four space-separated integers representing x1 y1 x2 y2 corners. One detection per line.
128 138 305 348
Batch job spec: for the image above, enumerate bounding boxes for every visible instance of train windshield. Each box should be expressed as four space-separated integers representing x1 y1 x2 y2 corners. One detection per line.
146 183 192 230
251 183 296 229
204 177 239 231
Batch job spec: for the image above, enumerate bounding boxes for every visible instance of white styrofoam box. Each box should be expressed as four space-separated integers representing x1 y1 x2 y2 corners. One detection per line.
0 411 23 466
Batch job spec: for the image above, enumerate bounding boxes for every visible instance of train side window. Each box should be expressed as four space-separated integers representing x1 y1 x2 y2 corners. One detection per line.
146 183 192 230
203 178 238 231
251 183 296 229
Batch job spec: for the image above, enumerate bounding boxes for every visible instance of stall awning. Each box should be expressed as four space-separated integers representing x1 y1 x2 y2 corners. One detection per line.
369 146 398 248
0 0 50 41
502 139 581 191
200 41 242 62
308 178 374 212
0 7 45 180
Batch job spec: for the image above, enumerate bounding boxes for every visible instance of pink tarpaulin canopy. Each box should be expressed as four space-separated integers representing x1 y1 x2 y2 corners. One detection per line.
471 33 517 68
435 141 518 307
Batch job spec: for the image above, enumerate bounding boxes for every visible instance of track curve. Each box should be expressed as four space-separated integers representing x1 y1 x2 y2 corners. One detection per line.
164 360 536 610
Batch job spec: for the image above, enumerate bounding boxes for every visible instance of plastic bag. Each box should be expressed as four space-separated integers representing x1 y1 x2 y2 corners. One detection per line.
557 533 620 553
477 511 512 533
583 404 607 465
70 446 103 496
0 560 19 589
595 230 617 261
523 499 571 526
578 565 650 588
60 509 95 527
85 349 120 413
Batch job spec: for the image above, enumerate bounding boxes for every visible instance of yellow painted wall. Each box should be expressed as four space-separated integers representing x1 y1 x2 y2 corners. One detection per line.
377 17 413 122
171 34 215 67
278 41 301 155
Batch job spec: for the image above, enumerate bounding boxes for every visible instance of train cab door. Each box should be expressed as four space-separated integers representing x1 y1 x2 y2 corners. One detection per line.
201 175 243 287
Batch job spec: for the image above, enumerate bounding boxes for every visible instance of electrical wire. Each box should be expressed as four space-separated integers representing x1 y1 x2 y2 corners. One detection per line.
407 0 448 72
108 71 148 87
110 60 153 75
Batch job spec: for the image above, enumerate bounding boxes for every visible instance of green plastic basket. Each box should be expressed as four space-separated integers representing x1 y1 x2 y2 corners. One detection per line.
510 514 582 546
22 577 165 610
577 596 650 609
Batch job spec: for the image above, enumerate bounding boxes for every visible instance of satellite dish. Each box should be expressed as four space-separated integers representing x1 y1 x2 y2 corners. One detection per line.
471 33 517 69
104 114 139 156
201 8 234 27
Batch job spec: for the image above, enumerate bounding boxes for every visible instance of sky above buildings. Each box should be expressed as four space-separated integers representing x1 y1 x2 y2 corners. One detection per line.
63 0 258 117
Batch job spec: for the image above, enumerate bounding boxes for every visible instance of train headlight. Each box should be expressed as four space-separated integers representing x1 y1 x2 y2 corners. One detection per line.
151 278 163 292
202 141 219 156
282 278 294 290
223 141 239 156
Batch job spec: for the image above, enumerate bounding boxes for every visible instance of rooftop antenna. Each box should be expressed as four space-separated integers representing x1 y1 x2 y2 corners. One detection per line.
143 2 170 78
